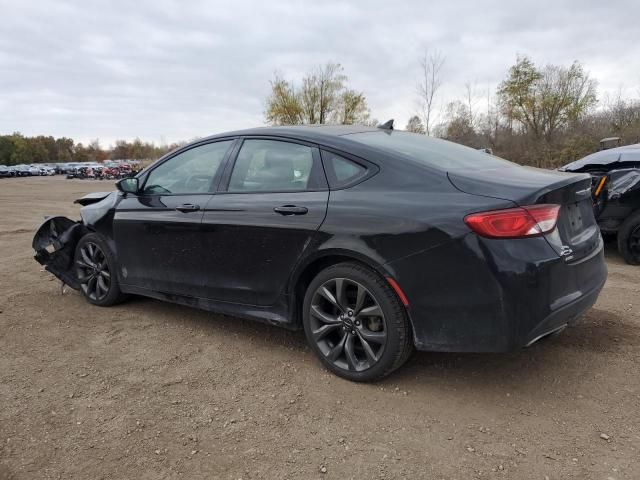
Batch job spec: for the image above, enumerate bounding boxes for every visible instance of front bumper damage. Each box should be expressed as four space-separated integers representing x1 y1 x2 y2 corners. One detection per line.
32 191 117 290
587 168 640 230
561 158 640 233
33 216 88 290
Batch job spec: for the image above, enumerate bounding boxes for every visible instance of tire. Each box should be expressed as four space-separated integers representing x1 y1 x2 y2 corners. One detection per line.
74 233 127 306
302 262 413 382
617 210 640 265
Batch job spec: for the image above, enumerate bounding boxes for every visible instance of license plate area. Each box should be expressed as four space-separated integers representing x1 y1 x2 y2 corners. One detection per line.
564 201 585 235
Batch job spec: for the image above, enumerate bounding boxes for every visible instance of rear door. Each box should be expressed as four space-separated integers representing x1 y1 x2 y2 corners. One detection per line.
199 137 329 305
114 139 235 296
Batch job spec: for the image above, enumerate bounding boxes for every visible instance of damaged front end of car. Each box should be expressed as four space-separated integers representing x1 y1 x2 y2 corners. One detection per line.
560 146 640 233
590 168 640 232
561 144 640 264
32 192 119 289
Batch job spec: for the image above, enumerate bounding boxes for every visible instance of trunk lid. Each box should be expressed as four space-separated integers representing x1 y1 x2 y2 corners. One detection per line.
448 165 602 262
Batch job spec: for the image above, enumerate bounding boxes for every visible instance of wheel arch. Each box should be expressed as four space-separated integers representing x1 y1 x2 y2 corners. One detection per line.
617 208 640 265
287 249 397 329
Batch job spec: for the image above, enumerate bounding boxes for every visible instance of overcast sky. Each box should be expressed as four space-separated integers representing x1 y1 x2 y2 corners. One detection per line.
1 0 638 146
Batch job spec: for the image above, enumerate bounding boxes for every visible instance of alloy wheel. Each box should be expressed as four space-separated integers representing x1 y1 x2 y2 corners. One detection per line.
76 242 111 301
309 278 387 372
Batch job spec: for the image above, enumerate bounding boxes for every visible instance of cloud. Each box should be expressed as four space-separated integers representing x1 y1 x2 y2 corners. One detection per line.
0 0 638 145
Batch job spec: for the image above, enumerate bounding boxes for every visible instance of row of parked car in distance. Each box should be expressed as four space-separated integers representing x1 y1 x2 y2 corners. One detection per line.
0 161 141 179
0 164 57 177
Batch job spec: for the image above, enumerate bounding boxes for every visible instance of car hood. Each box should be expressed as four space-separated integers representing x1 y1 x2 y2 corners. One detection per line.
74 191 115 206
560 144 640 172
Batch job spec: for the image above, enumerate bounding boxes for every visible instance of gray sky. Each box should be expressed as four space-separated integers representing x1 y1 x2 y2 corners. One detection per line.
1 0 638 146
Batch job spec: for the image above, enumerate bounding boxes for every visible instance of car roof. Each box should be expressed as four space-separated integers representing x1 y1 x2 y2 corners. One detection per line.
159 124 502 176
201 124 380 142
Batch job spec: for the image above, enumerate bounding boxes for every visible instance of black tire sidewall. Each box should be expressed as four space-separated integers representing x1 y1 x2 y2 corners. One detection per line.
617 211 640 265
302 262 412 382
74 233 124 306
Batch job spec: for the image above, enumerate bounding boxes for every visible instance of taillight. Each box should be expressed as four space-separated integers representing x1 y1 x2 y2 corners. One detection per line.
464 204 560 239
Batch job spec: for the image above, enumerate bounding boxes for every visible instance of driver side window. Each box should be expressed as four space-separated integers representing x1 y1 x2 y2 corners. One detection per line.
143 140 233 195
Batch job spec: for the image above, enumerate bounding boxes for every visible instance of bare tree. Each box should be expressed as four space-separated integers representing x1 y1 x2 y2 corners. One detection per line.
405 115 425 133
301 63 346 124
464 80 479 128
480 84 499 147
417 49 445 135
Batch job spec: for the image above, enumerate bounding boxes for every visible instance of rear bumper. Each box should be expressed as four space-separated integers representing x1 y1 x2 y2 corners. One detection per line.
386 233 607 353
522 269 604 347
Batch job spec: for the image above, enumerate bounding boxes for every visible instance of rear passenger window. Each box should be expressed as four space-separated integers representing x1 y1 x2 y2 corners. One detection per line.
229 139 322 192
322 151 368 188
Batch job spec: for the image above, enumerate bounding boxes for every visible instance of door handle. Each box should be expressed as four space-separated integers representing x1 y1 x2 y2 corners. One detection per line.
274 205 308 216
175 203 201 213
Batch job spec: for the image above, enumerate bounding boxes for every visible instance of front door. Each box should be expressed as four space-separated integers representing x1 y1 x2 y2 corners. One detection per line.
200 138 329 305
114 139 235 296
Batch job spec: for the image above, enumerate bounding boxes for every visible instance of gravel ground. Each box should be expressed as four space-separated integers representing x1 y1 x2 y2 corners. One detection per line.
1 176 639 479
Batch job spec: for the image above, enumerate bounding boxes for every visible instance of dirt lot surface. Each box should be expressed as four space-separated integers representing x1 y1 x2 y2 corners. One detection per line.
1 176 639 479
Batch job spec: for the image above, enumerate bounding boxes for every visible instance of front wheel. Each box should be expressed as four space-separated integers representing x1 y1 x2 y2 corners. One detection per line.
302 262 413 382
74 233 127 306
617 211 640 265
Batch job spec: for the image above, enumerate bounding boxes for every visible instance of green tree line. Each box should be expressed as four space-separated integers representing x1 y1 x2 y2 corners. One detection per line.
0 134 180 166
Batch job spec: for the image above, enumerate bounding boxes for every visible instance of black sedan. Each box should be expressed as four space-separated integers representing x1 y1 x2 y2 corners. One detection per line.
33 124 607 381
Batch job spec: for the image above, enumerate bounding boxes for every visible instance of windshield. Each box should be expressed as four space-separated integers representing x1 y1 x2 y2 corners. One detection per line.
347 131 515 171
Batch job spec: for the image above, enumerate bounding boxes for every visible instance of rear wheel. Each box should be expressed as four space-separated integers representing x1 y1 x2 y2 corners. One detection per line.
302 262 413 382
75 233 126 306
617 211 640 265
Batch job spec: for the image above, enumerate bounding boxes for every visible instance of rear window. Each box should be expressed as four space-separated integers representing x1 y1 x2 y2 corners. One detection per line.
347 131 514 171
321 151 368 188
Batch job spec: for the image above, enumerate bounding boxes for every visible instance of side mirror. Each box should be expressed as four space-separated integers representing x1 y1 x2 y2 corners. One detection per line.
116 177 139 194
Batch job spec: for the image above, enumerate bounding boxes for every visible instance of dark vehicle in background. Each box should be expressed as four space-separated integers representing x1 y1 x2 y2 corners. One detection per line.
64 162 96 178
60 163 80 175
65 164 80 178
560 143 640 264
65 163 89 178
599 137 622 150
33 125 607 381
13 165 31 176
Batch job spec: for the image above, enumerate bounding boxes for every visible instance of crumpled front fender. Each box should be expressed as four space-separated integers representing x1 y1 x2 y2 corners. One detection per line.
33 216 90 290
32 191 120 289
